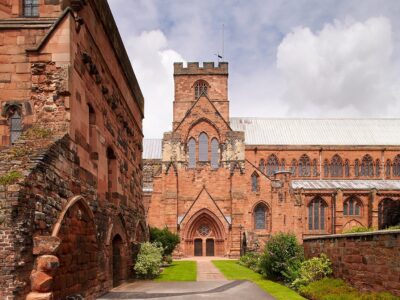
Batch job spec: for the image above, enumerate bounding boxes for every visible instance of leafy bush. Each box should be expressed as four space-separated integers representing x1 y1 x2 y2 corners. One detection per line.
299 278 399 300
291 254 332 289
163 254 173 265
150 227 180 256
134 242 163 279
385 225 400 230
343 226 374 234
238 252 262 273
259 232 304 281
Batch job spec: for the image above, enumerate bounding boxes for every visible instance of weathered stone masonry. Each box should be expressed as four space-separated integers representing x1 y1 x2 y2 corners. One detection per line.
0 1 147 299
304 231 400 296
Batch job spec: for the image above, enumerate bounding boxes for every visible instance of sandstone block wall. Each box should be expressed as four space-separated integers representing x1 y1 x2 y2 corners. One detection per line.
303 231 400 296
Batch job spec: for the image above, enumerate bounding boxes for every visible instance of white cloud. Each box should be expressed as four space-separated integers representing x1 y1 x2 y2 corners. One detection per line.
123 30 185 138
276 17 399 117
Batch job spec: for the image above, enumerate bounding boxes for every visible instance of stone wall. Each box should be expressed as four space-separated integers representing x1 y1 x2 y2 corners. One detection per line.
303 231 400 296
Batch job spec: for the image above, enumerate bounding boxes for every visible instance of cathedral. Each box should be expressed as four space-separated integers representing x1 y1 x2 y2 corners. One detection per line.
143 62 400 258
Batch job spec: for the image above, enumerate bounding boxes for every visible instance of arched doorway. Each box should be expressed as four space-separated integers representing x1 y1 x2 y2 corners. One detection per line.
112 235 123 287
379 198 400 229
184 209 226 257
51 196 98 299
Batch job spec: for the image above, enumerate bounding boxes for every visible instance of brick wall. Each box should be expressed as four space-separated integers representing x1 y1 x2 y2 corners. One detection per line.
303 230 400 296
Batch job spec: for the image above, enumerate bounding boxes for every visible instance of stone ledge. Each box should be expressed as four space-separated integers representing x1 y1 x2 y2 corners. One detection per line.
303 229 400 241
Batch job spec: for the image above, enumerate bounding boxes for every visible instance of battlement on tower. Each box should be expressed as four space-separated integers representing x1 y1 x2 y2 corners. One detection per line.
174 62 228 75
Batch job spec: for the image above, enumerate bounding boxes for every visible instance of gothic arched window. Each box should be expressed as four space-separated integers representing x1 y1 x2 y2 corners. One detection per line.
9 110 22 144
343 197 362 216
393 155 400 176
194 80 208 99
354 159 360 177
291 159 297 176
254 203 268 230
361 155 374 177
375 159 381 177
266 154 279 176
386 159 391 177
330 155 343 177
251 172 259 192
299 154 311 176
345 160 350 177
188 138 196 168
312 159 318 177
24 0 39 17
281 159 285 171
323 160 329 177
308 197 327 230
198 133 208 161
259 159 265 173
211 138 219 169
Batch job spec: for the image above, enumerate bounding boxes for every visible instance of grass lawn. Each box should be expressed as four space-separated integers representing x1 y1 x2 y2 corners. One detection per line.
212 260 305 300
155 261 197 281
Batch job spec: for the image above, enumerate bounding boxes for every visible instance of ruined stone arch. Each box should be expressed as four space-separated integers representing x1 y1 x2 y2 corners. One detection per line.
51 196 98 299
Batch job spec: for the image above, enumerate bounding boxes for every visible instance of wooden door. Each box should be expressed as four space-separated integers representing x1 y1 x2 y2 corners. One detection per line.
206 239 214 256
194 239 203 256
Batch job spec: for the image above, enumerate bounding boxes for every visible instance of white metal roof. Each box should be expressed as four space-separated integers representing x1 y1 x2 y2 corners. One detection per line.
292 180 400 190
143 139 162 159
230 118 400 146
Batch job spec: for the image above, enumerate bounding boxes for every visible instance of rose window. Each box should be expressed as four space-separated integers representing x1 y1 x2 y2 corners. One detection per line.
198 224 210 236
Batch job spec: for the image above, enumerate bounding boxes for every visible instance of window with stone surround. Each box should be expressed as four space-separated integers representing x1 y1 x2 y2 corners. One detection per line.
107 147 117 197
343 196 362 216
194 80 208 99
198 132 208 161
361 155 374 177
308 197 327 230
23 0 39 17
375 159 381 177
330 154 343 177
393 155 400 176
299 154 311 177
323 160 329 177
386 159 391 177
281 159 285 171
291 159 297 176
9 109 22 144
312 159 318 177
354 159 360 177
251 172 259 192
345 159 350 177
254 202 268 230
188 138 196 168
211 138 219 169
266 154 279 176
259 159 265 173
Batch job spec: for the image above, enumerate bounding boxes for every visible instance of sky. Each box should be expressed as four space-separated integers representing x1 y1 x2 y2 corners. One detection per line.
108 0 400 139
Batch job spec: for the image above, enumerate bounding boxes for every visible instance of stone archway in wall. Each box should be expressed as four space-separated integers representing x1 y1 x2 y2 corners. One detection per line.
51 196 98 299
106 214 129 288
378 198 400 229
184 209 226 257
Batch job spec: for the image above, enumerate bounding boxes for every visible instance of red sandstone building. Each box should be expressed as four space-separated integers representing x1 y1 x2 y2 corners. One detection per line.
144 62 400 258
0 1 146 299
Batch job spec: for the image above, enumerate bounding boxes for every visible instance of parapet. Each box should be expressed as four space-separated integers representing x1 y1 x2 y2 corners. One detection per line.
174 62 228 75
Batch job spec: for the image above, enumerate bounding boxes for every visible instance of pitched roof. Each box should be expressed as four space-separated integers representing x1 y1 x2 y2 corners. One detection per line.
292 180 400 190
143 139 162 159
230 118 400 146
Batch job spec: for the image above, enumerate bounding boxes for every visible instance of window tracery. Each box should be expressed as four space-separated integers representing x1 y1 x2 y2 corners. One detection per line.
393 155 400 176
343 197 362 216
386 159 391 177
354 159 360 177
330 154 343 177
298 154 311 177
291 159 297 176
345 160 350 177
194 80 208 99
266 154 279 176
323 160 329 177
361 155 374 177
254 203 268 230
308 197 327 230
24 0 39 17
312 159 318 177
375 159 381 177
259 159 265 173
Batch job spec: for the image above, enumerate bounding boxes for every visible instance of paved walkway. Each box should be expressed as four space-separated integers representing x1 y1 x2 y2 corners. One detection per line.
98 257 275 300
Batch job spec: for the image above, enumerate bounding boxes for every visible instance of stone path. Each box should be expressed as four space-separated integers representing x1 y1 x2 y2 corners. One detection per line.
98 257 275 300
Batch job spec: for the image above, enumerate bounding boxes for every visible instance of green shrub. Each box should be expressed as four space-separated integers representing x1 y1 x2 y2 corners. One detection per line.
163 254 173 265
238 252 262 273
134 242 163 279
259 232 304 281
385 225 400 230
343 226 374 234
150 227 180 256
291 254 332 289
299 278 399 300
